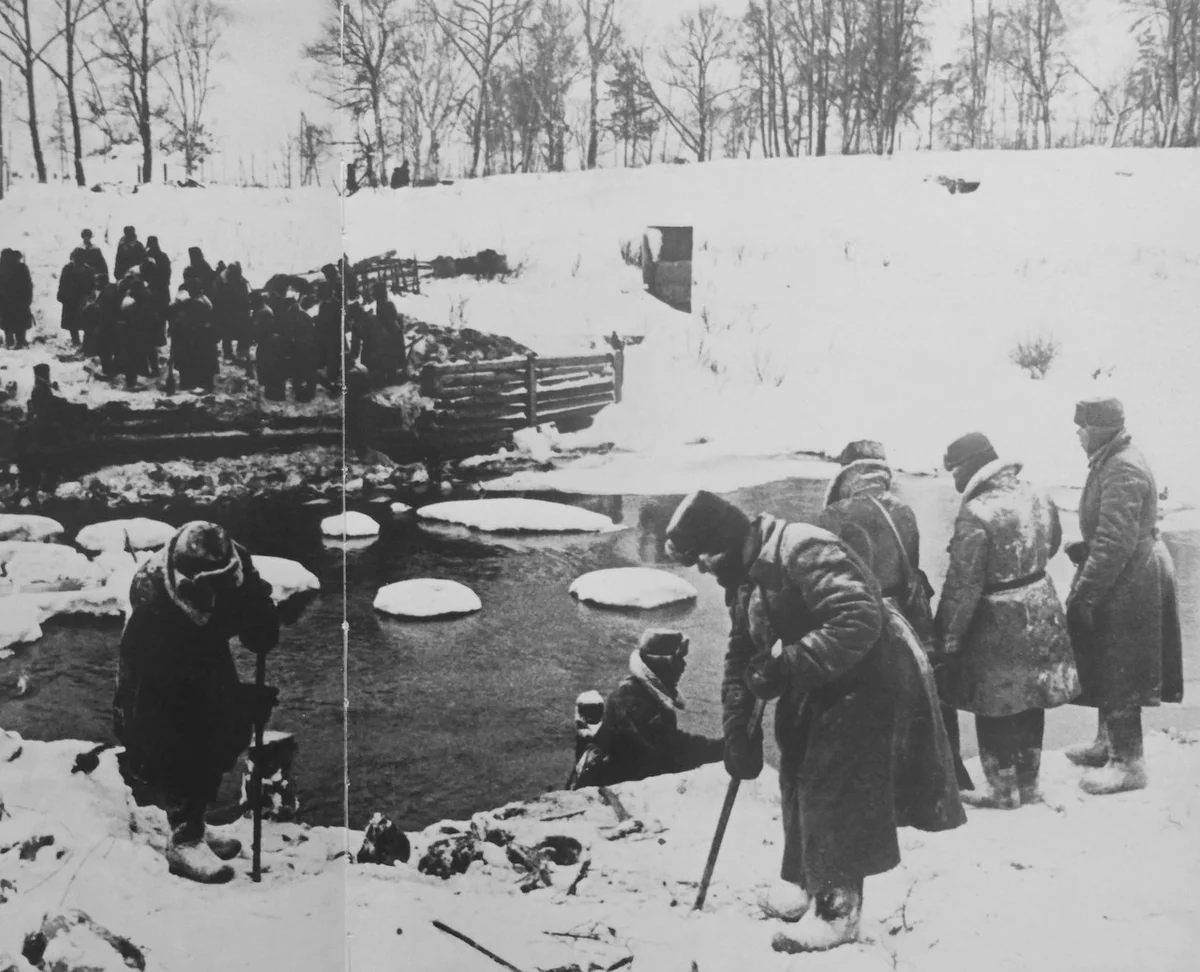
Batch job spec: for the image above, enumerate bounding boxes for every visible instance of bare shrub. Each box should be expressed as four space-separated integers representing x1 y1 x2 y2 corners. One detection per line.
570 253 582 277
619 239 642 267
448 296 470 329
1009 333 1060 379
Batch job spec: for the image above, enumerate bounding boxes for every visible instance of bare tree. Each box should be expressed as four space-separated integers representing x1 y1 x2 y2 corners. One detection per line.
0 0 62 182
157 0 228 176
1124 0 1200 146
997 0 1071 148
395 4 468 180
644 5 738 162
605 42 658 165
429 0 535 178
579 0 618 168
36 0 104 185
305 0 403 183
93 0 172 182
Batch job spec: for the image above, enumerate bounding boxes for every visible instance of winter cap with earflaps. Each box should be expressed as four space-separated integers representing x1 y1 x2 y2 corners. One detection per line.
638 629 689 660
164 521 244 626
943 432 998 472
1074 397 1124 429
836 440 887 466
664 490 751 566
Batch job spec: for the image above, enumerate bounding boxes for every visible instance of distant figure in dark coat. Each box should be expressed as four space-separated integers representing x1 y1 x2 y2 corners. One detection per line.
117 273 156 388
88 278 123 375
114 521 280 883
363 281 406 387
252 291 289 400
213 262 251 362
58 249 94 345
935 432 1079 808
1064 397 1183 795
78 229 109 282
142 236 172 346
170 280 218 392
665 490 965 954
316 263 343 389
286 297 318 403
0 248 34 348
186 246 216 296
568 630 724 790
391 160 411 188
114 225 146 280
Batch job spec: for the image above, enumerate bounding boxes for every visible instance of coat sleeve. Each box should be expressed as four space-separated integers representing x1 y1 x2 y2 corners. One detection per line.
57 269 70 303
231 547 280 655
721 593 759 740
934 513 988 655
775 534 883 688
1047 494 1063 560
1071 460 1149 608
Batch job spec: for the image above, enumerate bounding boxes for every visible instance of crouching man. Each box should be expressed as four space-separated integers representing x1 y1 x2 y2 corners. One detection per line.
114 521 280 883
569 629 724 789
665 491 965 953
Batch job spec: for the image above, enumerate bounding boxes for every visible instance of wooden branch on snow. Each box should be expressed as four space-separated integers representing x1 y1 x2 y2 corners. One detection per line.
432 920 527 972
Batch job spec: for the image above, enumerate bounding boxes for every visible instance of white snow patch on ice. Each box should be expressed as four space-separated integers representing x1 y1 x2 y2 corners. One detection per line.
569 567 697 609
320 512 380 538
252 556 320 604
0 543 104 593
0 597 43 650
74 518 175 554
0 514 64 544
373 579 483 618
418 498 618 533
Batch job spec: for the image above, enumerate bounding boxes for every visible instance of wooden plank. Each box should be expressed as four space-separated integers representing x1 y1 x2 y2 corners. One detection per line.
535 362 612 379
426 355 529 376
535 397 614 423
430 413 525 431
436 372 529 392
532 353 613 370
536 381 614 406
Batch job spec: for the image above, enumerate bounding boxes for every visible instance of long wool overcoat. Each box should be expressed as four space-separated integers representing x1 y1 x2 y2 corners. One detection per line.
57 263 93 332
570 654 724 789
934 460 1079 716
1069 433 1183 709
113 544 279 802
722 515 964 894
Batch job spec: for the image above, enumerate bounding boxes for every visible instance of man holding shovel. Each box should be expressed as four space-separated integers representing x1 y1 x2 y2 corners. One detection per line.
666 491 964 953
114 521 281 883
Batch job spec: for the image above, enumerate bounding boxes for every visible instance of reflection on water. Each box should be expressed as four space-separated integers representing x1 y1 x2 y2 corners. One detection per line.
2 474 1197 832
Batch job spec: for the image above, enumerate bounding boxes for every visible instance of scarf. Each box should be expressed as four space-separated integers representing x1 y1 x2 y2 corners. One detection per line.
629 650 685 711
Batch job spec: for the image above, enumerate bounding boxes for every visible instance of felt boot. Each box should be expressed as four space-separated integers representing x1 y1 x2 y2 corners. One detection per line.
960 751 1020 809
756 881 811 922
166 838 236 884
1064 719 1110 768
204 828 243 861
1081 710 1147 795
1016 746 1044 805
771 884 862 953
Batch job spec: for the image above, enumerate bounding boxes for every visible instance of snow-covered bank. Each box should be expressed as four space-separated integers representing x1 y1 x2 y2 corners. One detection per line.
2 730 1198 971
364 150 1200 507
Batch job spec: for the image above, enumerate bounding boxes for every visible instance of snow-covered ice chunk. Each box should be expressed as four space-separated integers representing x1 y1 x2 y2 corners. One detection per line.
75 517 175 553
373 579 482 618
418 498 617 533
390 502 414 516
252 555 320 604
321 511 380 538
0 514 64 543
0 596 42 650
0 542 104 593
569 567 697 609
15 588 127 625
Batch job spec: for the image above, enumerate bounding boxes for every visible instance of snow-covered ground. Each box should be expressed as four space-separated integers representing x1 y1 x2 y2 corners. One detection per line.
2 731 1198 972
353 149 1200 506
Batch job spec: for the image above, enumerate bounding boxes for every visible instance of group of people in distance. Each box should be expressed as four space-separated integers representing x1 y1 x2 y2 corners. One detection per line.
570 394 1182 954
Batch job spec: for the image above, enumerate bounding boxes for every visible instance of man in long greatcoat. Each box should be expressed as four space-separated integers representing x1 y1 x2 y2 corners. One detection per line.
57 248 94 345
115 521 279 883
816 439 971 790
1064 397 1183 795
934 432 1079 808
665 491 964 954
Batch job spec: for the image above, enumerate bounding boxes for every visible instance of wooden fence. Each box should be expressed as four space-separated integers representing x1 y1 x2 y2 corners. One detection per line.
351 257 426 296
418 349 624 455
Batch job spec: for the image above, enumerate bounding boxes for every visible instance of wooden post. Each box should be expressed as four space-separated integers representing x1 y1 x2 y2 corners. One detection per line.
525 352 538 426
613 347 625 404
420 364 440 398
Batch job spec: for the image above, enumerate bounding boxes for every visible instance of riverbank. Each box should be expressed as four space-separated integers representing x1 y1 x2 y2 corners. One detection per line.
1 729 1198 972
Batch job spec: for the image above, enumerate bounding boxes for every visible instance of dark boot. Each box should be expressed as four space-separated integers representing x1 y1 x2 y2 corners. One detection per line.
1015 708 1045 805
963 714 1020 809
1065 716 1110 768
1081 709 1147 795
772 881 862 953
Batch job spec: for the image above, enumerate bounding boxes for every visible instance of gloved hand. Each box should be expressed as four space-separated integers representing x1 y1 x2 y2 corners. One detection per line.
241 683 280 726
1067 599 1094 630
724 724 764 781
745 651 786 701
1064 541 1090 567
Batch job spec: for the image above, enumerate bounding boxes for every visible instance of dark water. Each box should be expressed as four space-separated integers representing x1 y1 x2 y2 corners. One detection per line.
3 474 1198 832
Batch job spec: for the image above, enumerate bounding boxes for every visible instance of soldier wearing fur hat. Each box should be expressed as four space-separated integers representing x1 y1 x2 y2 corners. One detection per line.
57 248 94 345
934 432 1079 809
170 279 218 392
78 229 109 282
666 491 964 953
1064 398 1183 795
568 629 723 790
114 225 146 281
114 521 280 883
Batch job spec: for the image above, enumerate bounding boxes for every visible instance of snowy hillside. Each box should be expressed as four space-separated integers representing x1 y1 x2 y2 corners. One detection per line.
351 149 1200 506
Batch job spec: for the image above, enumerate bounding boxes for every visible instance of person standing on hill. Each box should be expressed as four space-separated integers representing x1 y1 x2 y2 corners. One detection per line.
568 629 724 790
58 248 94 346
114 521 280 883
114 225 146 280
816 440 973 791
186 246 216 297
142 236 172 347
665 491 964 954
170 279 218 392
251 290 288 398
0 249 34 349
1064 398 1183 795
78 228 109 282
933 432 1079 808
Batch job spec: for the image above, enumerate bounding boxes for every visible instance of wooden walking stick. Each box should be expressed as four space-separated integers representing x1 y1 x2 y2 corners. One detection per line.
694 698 767 911
251 651 267 883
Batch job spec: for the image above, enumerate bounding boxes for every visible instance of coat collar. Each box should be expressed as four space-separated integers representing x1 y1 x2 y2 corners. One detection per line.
823 459 893 507
629 650 684 710
961 458 1023 505
1087 429 1131 470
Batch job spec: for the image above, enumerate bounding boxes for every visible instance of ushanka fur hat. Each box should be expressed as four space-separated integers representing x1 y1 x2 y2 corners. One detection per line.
943 432 998 472
638 629 689 659
836 440 887 465
664 490 751 566
1074 396 1124 429
164 521 244 625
